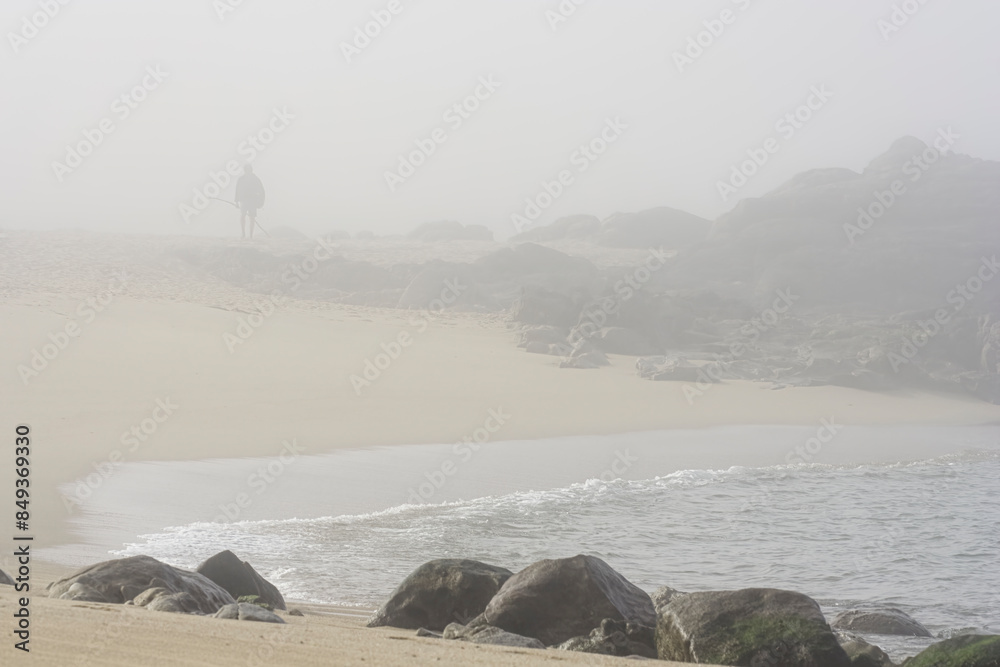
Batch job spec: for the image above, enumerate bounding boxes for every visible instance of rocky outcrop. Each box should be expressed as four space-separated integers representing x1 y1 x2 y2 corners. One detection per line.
214 602 286 624
443 618 546 649
555 618 657 658
196 550 286 611
656 588 851 667
831 608 931 637
480 554 656 647
46 556 235 615
368 559 513 631
902 634 1000 667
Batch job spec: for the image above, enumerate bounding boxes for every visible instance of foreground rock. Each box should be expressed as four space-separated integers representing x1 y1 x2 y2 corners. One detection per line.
214 602 285 624
657 588 851 667
480 554 656 646
556 618 657 658
368 559 513 631
443 618 545 649
650 586 687 613
196 550 286 610
0 569 14 586
46 555 235 615
834 631 894 667
831 608 931 637
903 634 1000 667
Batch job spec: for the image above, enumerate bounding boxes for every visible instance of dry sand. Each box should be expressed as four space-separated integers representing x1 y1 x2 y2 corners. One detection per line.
2 230 998 665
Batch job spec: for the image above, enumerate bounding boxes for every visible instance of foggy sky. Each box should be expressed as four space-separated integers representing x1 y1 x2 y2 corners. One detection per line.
2 0 998 239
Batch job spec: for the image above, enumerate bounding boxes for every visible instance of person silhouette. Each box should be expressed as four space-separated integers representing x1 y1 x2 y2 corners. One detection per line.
234 164 266 240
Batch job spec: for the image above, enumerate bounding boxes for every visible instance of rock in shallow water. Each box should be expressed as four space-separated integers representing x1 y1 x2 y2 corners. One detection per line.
656 588 851 667
481 554 656 647
834 631 895 667
831 608 931 637
367 558 513 631
902 634 1000 667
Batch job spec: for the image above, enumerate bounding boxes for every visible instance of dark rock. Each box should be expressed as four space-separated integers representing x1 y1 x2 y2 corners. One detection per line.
556 618 657 658
46 556 235 615
517 325 570 349
834 631 895 667
287 608 305 617
656 588 851 667
832 609 931 638
368 559 513 632
196 550 286 611
481 554 656 647
902 634 1000 667
213 602 285 624
0 569 14 586
443 620 546 649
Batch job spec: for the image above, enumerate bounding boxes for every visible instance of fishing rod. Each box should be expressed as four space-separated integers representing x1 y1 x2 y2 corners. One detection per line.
208 196 271 238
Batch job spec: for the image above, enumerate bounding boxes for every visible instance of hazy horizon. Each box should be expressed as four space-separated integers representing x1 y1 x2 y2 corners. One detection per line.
3 1 999 239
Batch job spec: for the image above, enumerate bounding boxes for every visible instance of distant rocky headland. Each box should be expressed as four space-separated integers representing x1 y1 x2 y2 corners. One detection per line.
162 137 1000 404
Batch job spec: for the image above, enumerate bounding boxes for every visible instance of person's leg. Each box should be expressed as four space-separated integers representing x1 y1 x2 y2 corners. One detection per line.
248 211 256 240
240 211 247 239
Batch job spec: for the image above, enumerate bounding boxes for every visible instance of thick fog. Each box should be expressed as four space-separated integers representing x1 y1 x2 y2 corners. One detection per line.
2 1 998 238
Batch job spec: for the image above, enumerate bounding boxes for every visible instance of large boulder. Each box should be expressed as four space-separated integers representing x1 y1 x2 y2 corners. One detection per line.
903 634 1000 667
834 631 894 667
368 559 513 631
196 550 286 611
480 554 656 647
831 609 931 637
650 586 687 613
46 555 235 615
656 588 851 667
511 285 583 328
555 618 657 658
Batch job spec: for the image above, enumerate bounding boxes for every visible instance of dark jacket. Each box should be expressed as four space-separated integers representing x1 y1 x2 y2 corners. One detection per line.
235 173 265 209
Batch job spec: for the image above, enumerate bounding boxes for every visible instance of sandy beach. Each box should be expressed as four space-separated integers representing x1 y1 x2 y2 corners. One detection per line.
2 231 999 664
